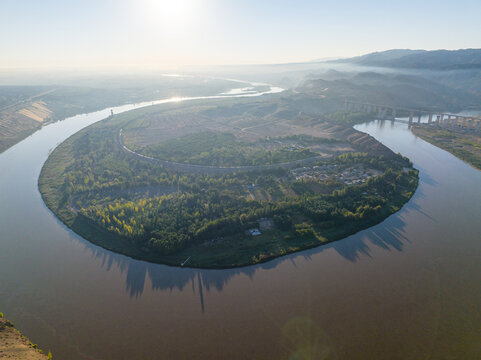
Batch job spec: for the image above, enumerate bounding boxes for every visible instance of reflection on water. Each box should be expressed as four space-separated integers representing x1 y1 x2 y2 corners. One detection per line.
80 235 258 306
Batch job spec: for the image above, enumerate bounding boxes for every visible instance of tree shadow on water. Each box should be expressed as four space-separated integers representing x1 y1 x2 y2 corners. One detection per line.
315 213 409 263
73 194 427 309
416 165 438 188
75 237 257 310
297 184 439 264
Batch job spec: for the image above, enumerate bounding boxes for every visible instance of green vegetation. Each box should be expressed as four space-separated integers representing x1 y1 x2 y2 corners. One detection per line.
412 126 481 170
39 99 418 268
136 132 318 166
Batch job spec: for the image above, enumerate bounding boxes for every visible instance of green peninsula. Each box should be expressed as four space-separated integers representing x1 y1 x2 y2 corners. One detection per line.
39 97 418 268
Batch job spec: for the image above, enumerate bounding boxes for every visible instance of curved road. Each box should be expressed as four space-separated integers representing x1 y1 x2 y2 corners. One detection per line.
118 128 326 174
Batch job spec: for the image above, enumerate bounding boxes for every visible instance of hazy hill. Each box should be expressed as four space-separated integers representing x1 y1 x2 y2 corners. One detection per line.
294 71 481 113
336 48 481 70
336 49 426 66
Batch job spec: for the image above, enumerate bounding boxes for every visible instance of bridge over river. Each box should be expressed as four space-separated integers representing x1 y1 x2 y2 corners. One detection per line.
344 100 481 132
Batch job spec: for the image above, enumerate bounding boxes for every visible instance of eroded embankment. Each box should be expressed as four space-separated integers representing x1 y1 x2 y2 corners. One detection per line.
0 314 50 359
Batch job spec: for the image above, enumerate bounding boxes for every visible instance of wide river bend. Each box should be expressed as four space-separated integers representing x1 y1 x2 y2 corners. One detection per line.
0 89 480 359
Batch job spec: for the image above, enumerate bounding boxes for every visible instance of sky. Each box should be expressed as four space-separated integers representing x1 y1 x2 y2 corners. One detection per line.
1 0 481 69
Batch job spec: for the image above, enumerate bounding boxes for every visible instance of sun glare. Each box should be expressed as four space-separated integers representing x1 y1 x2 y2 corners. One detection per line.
161 0 190 19
144 0 196 33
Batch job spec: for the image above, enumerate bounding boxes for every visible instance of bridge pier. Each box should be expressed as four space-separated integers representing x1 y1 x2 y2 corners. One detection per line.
428 113 433 124
456 117 462 129
417 114 422 123
409 112 413 125
391 108 396 120
444 115 449 128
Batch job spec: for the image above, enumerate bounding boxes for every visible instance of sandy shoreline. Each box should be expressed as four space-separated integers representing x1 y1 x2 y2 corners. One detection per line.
0 314 49 359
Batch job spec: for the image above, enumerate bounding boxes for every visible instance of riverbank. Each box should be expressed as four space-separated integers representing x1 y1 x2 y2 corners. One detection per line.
412 125 481 170
0 313 50 359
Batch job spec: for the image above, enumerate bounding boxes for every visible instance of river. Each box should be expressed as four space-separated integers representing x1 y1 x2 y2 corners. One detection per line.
0 89 480 359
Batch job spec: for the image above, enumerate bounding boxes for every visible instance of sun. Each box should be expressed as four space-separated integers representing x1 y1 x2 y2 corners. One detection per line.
161 0 190 20
144 0 196 32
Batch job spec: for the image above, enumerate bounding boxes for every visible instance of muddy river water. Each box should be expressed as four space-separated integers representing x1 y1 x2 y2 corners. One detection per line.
0 90 480 359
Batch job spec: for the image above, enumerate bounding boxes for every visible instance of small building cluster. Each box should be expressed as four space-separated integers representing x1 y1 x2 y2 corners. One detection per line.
291 164 380 185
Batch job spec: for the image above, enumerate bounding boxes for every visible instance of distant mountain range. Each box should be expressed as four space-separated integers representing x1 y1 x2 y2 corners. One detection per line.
334 49 481 70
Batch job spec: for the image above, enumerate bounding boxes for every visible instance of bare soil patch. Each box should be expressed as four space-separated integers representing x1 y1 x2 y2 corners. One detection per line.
0 317 48 360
